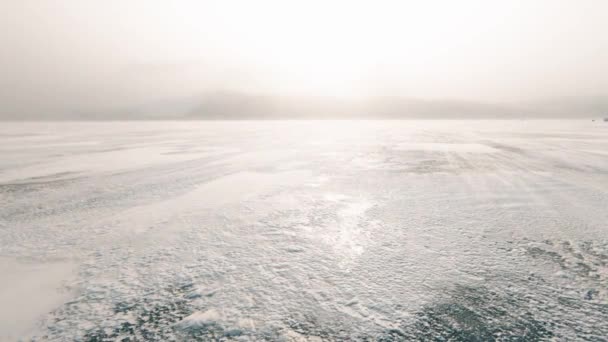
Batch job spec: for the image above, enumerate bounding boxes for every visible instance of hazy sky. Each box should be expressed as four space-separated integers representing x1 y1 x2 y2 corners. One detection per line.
1 0 607 117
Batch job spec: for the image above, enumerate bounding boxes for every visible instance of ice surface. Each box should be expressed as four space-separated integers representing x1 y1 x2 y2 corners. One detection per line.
0 258 75 340
0 120 607 340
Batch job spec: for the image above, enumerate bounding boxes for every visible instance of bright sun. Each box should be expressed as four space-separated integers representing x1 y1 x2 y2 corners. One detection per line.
194 0 507 96
111 0 598 100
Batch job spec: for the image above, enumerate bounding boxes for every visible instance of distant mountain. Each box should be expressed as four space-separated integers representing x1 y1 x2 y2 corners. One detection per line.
2 92 607 120
524 95 608 118
186 92 523 120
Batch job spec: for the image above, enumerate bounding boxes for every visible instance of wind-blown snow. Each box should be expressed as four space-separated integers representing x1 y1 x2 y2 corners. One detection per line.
0 120 607 340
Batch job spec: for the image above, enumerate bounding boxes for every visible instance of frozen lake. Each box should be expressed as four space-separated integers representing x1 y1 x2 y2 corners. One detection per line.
1 120 607 340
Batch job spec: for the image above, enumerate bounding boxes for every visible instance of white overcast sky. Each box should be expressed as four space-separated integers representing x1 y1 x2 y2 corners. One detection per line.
1 0 607 116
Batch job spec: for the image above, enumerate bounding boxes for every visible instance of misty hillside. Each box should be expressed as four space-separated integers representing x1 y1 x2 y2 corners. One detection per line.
187 93 519 120
3 93 608 120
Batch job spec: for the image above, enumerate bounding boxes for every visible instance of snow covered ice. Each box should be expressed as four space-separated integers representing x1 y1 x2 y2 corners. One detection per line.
1 120 607 340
